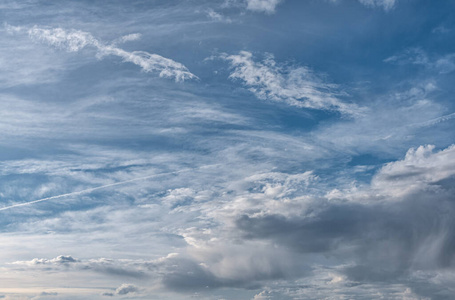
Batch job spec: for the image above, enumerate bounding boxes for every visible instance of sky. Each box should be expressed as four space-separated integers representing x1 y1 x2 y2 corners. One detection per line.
0 0 455 299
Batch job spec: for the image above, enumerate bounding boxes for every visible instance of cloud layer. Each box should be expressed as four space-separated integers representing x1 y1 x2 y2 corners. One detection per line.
0 0 454 299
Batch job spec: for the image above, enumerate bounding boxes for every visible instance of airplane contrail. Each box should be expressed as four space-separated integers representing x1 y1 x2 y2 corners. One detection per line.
0 164 219 212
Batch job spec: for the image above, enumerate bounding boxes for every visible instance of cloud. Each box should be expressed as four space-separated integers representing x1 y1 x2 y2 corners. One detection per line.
252 290 272 299
384 48 430 66
385 48 455 74
115 284 138 295
13 255 79 266
112 33 142 45
39 292 57 296
23 26 197 82
11 255 151 280
205 9 232 23
3 144 455 298
312 81 451 155
0 165 212 212
102 292 114 297
163 143 455 297
372 144 455 196
0 25 68 87
226 0 398 14
219 51 359 114
358 0 396 10
245 0 283 14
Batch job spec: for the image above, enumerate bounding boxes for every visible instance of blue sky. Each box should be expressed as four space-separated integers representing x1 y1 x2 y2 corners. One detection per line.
1 0 455 299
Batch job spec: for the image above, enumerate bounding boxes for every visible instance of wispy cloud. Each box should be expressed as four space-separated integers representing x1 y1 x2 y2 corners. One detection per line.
205 9 233 23
219 51 359 114
358 0 397 11
245 0 283 14
225 0 397 13
0 164 219 212
6 25 197 82
385 47 455 74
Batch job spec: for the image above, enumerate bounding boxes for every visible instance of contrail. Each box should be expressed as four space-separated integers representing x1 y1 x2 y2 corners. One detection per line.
0 164 219 212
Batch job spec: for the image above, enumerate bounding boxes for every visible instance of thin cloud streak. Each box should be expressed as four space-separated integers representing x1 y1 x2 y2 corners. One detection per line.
0 164 219 212
5 24 197 82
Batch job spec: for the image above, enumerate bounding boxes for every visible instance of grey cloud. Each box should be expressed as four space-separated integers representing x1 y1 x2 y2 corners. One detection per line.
227 149 455 298
160 256 264 291
86 258 148 279
39 292 58 296
51 255 78 264
234 188 455 289
175 144 453 298
102 292 114 297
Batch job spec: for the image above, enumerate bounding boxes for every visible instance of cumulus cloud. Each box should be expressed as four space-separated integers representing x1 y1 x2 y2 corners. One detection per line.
19 26 197 82
219 51 358 114
156 143 455 297
372 144 455 196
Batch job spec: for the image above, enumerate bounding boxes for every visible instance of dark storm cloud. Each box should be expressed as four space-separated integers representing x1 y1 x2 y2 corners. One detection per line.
235 181 455 286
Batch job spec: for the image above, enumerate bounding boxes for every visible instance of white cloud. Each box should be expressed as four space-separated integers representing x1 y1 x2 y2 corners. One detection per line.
246 0 283 14
252 290 272 299
358 0 396 10
12 255 79 266
112 33 142 45
115 284 139 295
26 26 197 82
206 9 232 23
220 51 359 114
372 144 455 196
